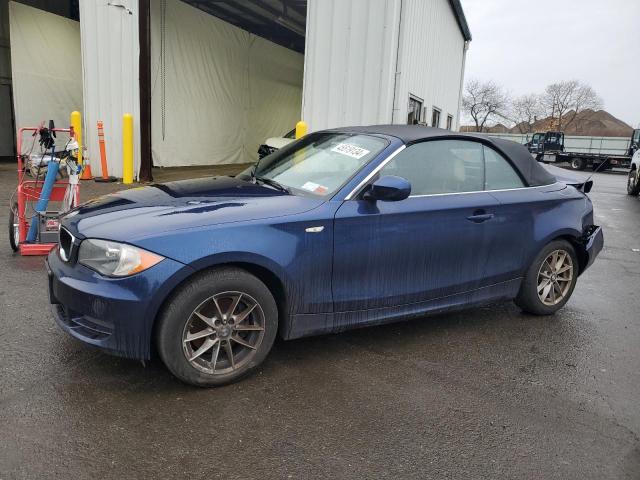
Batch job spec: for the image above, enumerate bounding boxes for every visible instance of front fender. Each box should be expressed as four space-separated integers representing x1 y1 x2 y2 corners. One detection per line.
189 250 296 301
132 204 339 316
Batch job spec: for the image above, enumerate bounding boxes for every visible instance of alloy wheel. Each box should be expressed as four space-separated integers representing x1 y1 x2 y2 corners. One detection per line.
537 250 574 306
182 291 266 375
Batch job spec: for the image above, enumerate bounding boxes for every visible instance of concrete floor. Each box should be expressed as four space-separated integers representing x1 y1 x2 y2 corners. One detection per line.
0 162 639 479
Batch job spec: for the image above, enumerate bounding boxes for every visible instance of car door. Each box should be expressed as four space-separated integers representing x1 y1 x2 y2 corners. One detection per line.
481 144 537 284
332 139 500 312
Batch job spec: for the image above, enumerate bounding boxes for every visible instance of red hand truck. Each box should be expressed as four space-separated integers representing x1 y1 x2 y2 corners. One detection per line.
9 126 80 256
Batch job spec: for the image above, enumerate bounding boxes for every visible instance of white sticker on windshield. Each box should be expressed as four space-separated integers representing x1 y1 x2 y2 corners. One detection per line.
301 181 328 195
331 143 370 159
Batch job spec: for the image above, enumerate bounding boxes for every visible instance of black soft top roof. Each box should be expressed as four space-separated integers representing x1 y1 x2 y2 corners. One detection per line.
327 125 556 187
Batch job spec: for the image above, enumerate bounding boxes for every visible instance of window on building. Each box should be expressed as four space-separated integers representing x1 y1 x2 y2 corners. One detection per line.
446 115 453 130
407 95 423 125
431 107 441 128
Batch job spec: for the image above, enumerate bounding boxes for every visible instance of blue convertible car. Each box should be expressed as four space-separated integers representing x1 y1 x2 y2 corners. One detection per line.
47 125 603 386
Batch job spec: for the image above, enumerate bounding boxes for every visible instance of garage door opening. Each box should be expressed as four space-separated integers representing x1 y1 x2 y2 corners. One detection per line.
150 0 306 172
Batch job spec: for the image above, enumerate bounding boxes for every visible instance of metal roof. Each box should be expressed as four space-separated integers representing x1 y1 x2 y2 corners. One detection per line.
182 0 470 53
448 0 472 41
181 0 307 53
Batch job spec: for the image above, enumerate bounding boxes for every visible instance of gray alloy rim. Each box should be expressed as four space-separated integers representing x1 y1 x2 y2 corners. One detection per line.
182 291 265 375
537 249 573 306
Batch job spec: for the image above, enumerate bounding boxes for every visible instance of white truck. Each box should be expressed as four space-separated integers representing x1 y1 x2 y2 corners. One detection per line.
525 130 640 171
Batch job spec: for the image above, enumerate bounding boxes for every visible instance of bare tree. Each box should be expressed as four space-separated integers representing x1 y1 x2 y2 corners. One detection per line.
462 79 510 132
564 83 602 133
509 94 544 133
541 80 602 131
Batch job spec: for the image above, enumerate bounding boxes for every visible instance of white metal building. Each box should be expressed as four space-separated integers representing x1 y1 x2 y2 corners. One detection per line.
1 0 471 180
303 0 470 132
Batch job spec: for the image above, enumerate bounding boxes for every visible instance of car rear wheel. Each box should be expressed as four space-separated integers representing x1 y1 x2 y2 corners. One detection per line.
9 204 19 252
515 240 578 315
627 169 640 196
156 267 278 387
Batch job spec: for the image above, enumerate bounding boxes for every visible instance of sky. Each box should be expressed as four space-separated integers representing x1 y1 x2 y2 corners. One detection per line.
459 0 640 128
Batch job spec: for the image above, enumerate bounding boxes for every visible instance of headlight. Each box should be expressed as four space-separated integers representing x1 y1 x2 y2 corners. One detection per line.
78 239 164 277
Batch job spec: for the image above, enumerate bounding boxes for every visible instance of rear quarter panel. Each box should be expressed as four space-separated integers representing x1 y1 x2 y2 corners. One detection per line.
489 184 592 277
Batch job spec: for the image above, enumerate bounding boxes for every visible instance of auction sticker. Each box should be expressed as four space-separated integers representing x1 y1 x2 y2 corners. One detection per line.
331 143 370 159
301 181 328 194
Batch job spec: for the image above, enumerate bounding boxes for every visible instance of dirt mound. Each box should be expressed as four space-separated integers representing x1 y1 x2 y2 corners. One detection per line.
462 110 634 137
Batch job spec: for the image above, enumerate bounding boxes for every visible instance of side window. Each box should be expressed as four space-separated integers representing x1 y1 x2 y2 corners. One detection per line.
483 146 525 190
380 140 484 195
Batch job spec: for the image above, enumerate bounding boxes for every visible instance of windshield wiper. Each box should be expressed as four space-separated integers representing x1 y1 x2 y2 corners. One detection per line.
254 176 291 194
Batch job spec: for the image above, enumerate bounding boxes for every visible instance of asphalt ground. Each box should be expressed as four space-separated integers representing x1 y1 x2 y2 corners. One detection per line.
0 161 638 479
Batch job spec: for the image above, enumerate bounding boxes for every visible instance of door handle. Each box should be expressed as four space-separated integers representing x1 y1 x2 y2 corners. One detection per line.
467 211 494 223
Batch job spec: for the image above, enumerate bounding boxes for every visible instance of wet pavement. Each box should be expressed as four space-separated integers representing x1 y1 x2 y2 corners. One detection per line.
0 162 639 479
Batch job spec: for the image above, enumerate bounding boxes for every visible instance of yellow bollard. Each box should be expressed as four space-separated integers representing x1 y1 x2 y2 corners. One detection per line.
70 111 82 165
122 113 134 184
293 121 308 165
295 120 308 139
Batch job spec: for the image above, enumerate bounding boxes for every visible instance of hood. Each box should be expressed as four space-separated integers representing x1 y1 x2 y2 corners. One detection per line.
62 176 324 242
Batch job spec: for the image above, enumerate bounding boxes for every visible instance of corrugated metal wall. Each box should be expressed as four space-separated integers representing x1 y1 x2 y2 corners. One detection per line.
79 0 140 179
303 0 467 133
393 0 466 129
302 0 402 132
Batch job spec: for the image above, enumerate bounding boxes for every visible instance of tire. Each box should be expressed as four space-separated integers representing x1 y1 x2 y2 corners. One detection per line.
156 267 278 387
570 158 586 171
515 240 578 316
9 204 19 252
627 169 640 196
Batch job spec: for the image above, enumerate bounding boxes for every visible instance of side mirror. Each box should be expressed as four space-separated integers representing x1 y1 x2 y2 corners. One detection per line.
363 175 411 202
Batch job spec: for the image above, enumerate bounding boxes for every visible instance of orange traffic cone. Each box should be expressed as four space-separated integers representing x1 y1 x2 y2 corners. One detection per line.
80 148 93 180
94 121 117 182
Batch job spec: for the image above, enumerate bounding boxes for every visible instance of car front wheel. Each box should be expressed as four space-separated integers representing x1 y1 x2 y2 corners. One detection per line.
156 267 278 387
515 240 578 315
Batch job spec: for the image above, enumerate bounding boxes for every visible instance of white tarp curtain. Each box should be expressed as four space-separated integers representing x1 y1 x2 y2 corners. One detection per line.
9 1 82 147
150 0 304 167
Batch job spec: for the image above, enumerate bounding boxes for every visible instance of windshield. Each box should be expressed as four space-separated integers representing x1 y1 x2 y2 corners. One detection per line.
247 132 388 197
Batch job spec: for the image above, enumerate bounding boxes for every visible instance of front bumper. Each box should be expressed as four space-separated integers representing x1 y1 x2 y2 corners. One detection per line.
46 248 191 360
582 225 603 272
